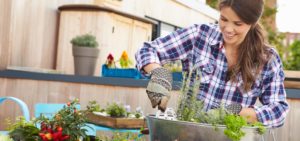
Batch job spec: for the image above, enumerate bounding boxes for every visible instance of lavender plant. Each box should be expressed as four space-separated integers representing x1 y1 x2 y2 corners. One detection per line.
175 67 266 141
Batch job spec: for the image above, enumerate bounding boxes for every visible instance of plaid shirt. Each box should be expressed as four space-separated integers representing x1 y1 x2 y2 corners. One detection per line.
135 23 289 128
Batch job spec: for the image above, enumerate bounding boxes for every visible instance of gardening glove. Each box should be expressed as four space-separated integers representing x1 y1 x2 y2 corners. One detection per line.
226 103 243 115
146 67 172 112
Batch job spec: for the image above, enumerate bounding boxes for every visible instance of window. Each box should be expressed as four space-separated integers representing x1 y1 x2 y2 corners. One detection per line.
146 16 181 40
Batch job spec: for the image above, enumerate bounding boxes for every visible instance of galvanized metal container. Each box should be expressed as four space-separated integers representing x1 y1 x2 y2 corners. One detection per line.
146 115 269 141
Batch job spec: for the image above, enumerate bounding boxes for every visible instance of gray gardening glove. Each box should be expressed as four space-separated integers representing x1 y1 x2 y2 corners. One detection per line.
146 67 172 112
226 103 243 115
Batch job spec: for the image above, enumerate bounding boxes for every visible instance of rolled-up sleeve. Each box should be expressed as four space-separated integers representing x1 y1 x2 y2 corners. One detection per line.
254 50 289 128
135 24 200 74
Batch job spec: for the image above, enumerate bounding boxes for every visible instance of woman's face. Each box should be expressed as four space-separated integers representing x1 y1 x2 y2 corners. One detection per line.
219 7 252 47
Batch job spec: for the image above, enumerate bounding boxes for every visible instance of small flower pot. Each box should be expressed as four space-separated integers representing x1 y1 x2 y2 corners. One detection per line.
73 46 99 76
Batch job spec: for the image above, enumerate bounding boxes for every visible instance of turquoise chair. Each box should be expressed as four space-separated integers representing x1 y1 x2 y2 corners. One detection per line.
0 97 30 135
34 103 96 136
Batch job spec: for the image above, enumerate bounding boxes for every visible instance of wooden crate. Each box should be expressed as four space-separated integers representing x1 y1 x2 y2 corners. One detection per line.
86 112 147 129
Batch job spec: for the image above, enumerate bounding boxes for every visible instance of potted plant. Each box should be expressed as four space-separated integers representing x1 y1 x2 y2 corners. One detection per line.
101 51 145 79
6 99 92 141
86 102 146 129
71 34 99 76
146 70 267 141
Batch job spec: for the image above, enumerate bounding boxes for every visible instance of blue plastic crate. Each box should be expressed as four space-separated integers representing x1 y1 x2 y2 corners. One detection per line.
102 65 146 79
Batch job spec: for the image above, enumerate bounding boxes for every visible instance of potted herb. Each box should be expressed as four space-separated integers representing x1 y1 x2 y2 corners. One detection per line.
146 70 267 141
98 131 146 141
71 34 99 76
6 99 92 141
86 102 146 129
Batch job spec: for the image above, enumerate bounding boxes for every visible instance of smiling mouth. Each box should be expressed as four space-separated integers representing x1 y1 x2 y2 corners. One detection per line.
224 33 235 39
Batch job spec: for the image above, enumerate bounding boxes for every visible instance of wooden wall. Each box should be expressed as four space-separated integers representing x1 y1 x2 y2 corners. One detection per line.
0 0 216 72
0 77 300 141
0 0 94 70
0 0 13 70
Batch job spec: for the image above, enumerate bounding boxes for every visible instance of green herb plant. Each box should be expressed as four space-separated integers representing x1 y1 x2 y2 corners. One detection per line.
224 114 247 141
70 34 99 48
86 100 104 112
176 68 266 141
98 131 145 141
7 117 41 141
176 69 204 122
106 103 127 117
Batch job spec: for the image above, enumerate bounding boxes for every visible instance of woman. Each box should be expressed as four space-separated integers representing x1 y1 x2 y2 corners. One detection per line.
135 0 289 128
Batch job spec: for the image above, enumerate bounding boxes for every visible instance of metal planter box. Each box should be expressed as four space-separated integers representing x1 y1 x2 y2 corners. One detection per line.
146 115 268 141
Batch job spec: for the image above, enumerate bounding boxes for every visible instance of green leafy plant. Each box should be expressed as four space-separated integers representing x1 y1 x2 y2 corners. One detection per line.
206 0 218 9
176 69 204 122
106 103 126 117
7 117 41 141
0 134 13 141
98 132 145 141
224 114 247 141
35 99 89 141
284 40 300 70
7 99 91 141
70 34 99 48
176 69 266 141
86 100 104 112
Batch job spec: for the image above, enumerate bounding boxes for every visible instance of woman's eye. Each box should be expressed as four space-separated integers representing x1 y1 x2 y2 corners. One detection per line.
235 23 243 26
221 18 227 22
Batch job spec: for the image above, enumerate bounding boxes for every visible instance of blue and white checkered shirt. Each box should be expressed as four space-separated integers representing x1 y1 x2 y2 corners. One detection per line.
135 23 289 128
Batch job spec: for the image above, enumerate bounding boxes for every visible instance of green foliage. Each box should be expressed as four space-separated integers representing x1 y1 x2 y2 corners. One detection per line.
70 34 99 48
250 122 266 135
35 99 89 141
0 134 13 141
7 117 41 141
198 106 227 125
224 114 247 141
284 40 300 70
262 5 277 19
176 68 266 141
176 70 204 122
134 112 142 119
106 103 126 117
98 132 145 141
86 100 103 112
206 0 219 9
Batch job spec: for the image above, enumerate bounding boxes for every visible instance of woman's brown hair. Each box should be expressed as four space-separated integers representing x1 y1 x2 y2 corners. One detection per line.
219 0 268 92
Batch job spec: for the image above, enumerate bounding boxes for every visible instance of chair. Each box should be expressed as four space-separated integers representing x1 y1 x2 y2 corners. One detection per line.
34 103 96 136
0 97 30 135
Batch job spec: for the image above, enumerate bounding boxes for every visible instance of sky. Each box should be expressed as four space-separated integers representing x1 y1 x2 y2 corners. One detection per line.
276 0 300 32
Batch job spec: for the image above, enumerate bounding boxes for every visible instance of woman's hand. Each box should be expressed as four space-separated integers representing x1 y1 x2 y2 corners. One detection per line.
239 108 258 123
146 67 172 112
